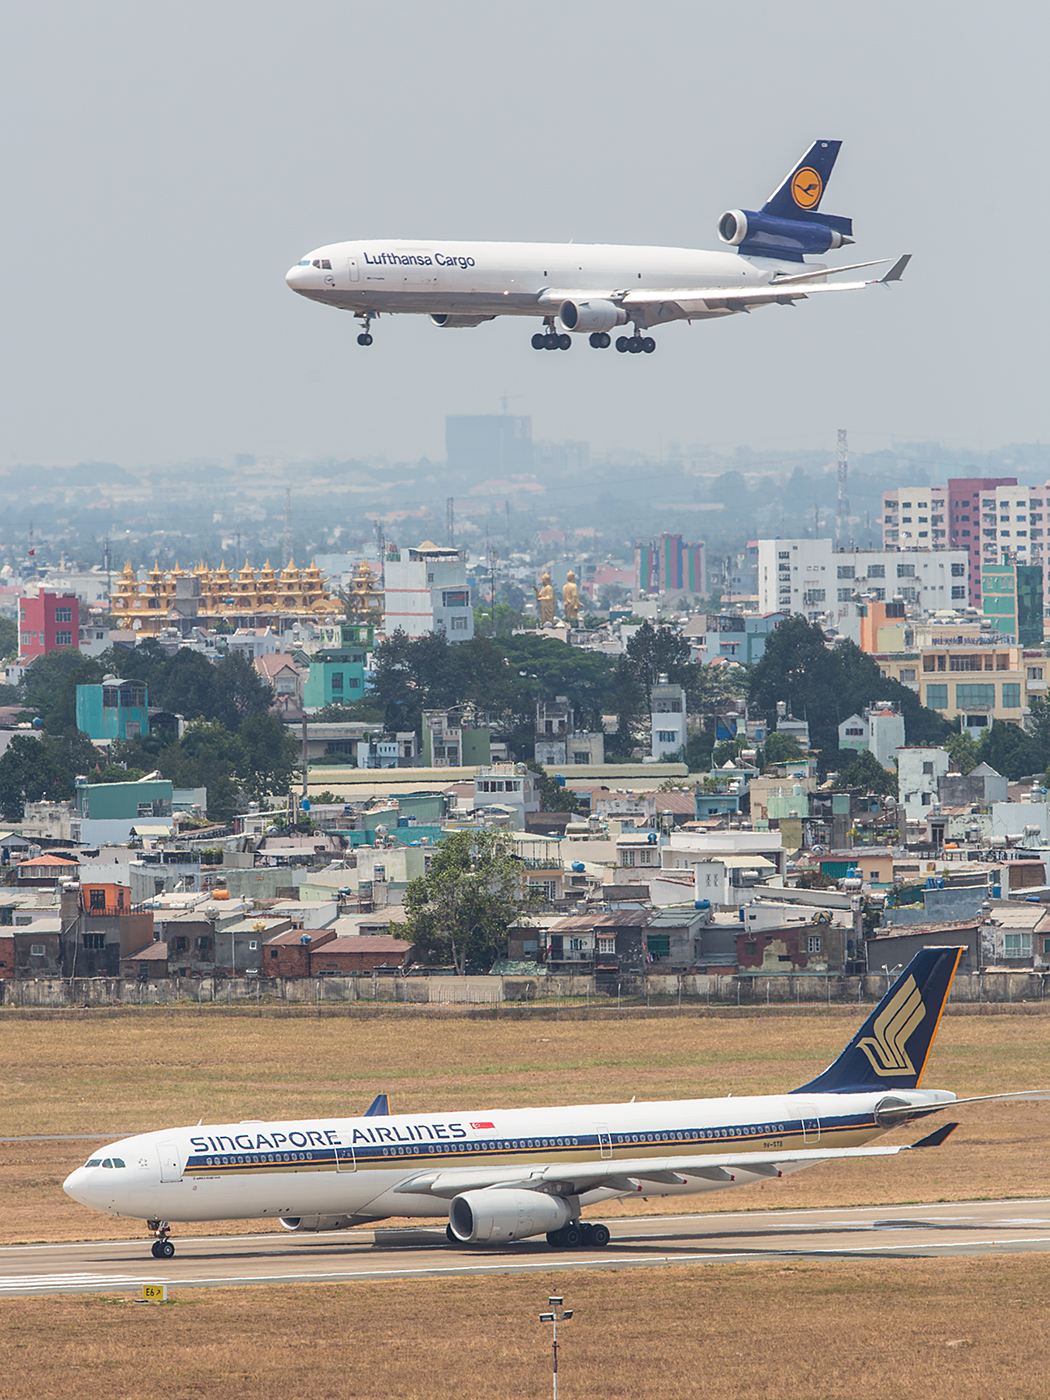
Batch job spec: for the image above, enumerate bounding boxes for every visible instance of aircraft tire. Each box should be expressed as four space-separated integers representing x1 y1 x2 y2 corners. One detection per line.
628 337 643 354
150 1240 162 1258
562 1224 583 1248
589 1224 611 1247
446 1224 460 1245
159 1239 175 1259
615 337 628 353
531 333 546 349
642 337 656 353
544 333 559 350
546 1228 565 1246
558 334 571 350
357 333 373 346
588 333 601 348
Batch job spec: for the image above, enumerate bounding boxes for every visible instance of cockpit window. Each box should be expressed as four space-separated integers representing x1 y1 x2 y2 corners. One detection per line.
113 1158 126 1168
102 1158 113 1168
320 259 331 269
298 259 311 266
85 1158 102 1167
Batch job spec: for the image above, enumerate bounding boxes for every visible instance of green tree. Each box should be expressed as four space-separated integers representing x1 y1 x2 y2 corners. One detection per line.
1025 696 1050 772
835 748 898 798
0 615 17 661
607 655 645 758
623 621 693 711
238 712 300 803
749 616 948 761
944 729 980 776
156 648 220 721
19 651 105 732
526 761 580 813
762 732 806 766
213 651 275 730
0 729 100 820
157 721 245 818
395 828 527 975
977 721 1042 782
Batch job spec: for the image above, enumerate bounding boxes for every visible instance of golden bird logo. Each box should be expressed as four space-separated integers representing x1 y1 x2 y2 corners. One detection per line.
858 977 926 1076
791 167 823 210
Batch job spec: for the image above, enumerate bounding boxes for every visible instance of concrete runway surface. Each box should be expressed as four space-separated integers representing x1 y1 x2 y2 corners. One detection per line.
3 1199 1050 1296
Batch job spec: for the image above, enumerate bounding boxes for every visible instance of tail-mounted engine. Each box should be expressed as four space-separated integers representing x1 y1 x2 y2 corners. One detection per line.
718 208 853 260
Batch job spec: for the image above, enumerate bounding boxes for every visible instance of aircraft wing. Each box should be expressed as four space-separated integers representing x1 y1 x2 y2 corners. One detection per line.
874 1090 1050 1126
619 255 911 324
393 1121 955 1200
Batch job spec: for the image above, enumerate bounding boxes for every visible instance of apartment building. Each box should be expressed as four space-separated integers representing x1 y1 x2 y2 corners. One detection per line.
757 539 969 620
879 476 1021 607
383 543 474 640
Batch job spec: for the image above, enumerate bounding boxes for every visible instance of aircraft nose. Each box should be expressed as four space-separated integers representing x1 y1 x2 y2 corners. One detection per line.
286 263 308 291
63 1165 96 1207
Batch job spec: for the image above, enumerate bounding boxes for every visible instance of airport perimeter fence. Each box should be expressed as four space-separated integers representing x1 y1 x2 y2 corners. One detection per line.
1 968 1048 1021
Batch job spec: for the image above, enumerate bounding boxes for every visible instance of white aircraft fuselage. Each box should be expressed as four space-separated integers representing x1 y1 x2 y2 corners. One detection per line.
65 1086 954 1228
285 239 792 324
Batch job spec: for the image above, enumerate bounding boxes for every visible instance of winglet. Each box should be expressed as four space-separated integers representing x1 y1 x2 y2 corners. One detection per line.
907 1121 959 1149
881 254 912 284
365 1094 390 1117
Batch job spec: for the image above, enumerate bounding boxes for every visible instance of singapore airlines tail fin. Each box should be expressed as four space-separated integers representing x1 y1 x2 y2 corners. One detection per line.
792 947 963 1095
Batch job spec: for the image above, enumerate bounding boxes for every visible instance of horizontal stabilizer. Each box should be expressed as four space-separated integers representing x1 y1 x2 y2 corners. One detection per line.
908 1122 959 1150
881 253 912 283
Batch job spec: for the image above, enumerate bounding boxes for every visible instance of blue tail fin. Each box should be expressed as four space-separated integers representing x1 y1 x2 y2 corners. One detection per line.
365 1094 390 1116
792 947 963 1094
762 140 842 219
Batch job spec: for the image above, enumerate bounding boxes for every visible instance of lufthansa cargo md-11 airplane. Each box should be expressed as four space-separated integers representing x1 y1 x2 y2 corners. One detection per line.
64 949 1048 1257
285 139 910 354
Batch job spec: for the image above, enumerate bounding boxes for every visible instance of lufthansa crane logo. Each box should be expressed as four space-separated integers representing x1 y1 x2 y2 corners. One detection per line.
858 976 926 1076
791 167 823 210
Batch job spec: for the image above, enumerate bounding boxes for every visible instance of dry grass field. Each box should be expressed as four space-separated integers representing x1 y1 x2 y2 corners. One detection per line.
1 1006 1048 1244
2 1257 1049 1399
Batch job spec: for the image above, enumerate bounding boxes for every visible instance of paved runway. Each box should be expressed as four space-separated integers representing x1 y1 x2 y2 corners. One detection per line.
3 1199 1050 1296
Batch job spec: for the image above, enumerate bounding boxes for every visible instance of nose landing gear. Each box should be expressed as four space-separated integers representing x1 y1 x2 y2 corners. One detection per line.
355 312 376 346
588 332 612 348
147 1219 175 1258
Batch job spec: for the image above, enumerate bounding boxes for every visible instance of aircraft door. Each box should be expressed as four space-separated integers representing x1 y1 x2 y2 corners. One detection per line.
347 256 360 283
158 1140 182 1182
801 1115 821 1144
335 1143 357 1172
596 1123 612 1159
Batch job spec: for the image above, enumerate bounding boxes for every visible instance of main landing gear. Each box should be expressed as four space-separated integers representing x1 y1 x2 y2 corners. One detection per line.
615 334 656 354
546 1222 611 1249
355 312 375 346
532 320 571 351
588 332 612 348
147 1219 175 1259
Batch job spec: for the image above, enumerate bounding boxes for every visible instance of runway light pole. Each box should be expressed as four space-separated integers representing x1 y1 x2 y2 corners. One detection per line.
539 1295 573 1400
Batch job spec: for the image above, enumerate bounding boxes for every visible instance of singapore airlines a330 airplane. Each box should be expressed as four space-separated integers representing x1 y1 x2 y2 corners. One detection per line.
284 139 910 355
64 948 1048 1258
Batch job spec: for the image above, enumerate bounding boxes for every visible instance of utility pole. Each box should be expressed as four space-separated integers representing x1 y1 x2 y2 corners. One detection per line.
104 536 112 605
446 496 455 547
837 428 850 549
539 1296 573 1400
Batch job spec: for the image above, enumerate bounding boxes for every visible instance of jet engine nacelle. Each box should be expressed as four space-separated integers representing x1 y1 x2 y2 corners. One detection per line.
430 313 496 328
717 209 851 257
449 1188 573 1244
279 1214 357 1233
558 299 627 334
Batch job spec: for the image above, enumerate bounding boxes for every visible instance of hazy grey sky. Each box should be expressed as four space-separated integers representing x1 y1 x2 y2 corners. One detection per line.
2 0 1048 468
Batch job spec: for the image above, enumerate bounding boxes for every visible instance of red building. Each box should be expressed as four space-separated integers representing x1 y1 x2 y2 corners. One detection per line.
947 477 1017 607
18 592 80 661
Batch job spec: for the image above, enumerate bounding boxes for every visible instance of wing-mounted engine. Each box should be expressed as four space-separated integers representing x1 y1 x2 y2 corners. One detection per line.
718 208 854 261
558 299 627 334
448 1188 573 1244
430 313 496 328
